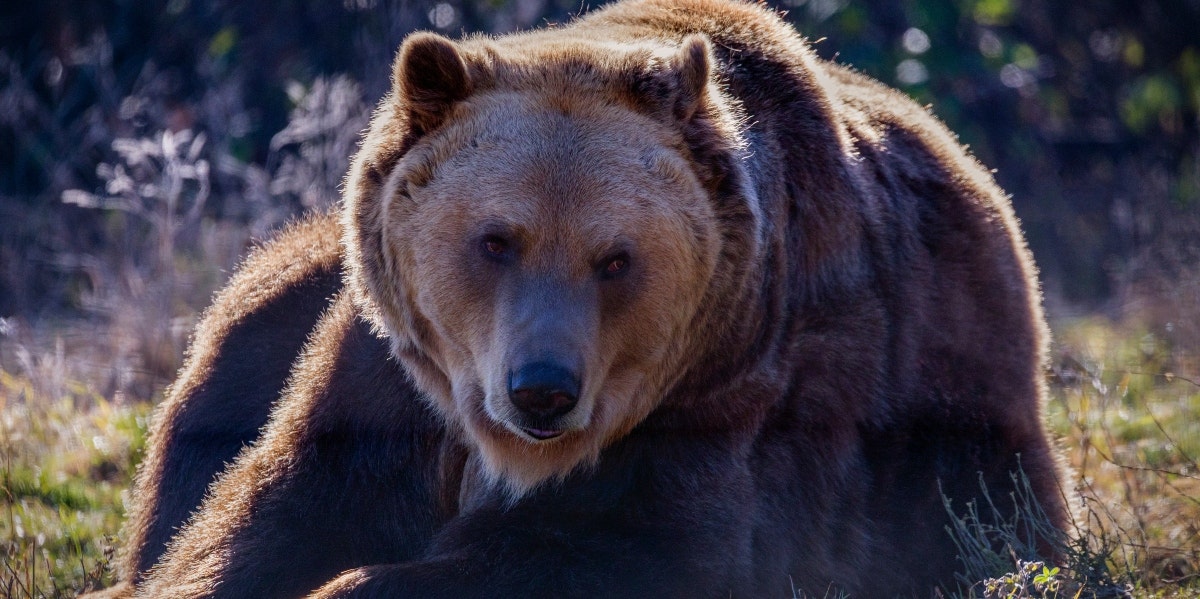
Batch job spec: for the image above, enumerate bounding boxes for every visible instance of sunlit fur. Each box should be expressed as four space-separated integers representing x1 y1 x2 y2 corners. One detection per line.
347 41 743 495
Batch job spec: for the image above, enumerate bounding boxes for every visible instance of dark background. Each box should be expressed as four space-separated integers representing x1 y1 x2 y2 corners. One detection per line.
2 0 1198 324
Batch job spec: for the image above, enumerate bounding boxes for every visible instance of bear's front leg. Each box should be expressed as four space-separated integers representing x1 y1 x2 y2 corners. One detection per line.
132 296 457 599
306 561 467 599
310 435 755 599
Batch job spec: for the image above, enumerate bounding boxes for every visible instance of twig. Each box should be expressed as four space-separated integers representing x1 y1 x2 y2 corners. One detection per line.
1095 368 1200 389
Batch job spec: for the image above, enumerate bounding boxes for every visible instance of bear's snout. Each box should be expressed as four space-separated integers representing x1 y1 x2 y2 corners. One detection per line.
508 362 580 435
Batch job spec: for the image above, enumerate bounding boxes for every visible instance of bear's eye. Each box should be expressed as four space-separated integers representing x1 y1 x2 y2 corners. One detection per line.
481 235 510 259
600 252 631 278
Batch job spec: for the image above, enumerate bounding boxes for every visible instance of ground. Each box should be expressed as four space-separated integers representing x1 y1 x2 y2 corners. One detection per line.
1 317 1197 598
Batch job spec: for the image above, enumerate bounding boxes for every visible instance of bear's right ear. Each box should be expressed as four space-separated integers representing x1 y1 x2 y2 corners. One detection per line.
628 35 713 124
394 32 472 135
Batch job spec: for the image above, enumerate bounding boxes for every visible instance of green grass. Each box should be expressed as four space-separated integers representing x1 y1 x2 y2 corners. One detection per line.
947 317 1200 598
1 369 149 597
1 319 1197 598
1037 319 1200 598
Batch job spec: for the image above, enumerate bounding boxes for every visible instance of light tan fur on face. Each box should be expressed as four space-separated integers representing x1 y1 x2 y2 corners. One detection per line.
361 43 724 496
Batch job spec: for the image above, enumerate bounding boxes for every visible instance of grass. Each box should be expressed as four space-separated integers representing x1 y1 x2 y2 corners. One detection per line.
1 366 149 597
940 317 1200 598
1 315 1197 597
1040 319 1200 596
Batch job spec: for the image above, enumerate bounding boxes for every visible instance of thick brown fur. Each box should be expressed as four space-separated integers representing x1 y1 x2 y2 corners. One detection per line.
105 215 344 592
97 1 1069 597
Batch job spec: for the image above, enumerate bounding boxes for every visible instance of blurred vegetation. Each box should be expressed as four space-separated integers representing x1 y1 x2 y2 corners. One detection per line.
798 0 1200 310
1 0 1198 318
0 0 1197 597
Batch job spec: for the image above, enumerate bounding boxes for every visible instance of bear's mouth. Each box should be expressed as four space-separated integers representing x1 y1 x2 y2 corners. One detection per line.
520 426 564 441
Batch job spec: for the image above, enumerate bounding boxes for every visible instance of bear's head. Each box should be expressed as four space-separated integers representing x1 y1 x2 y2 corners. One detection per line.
343 31 761 495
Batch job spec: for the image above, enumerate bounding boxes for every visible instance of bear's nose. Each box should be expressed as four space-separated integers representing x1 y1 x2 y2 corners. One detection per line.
508 362 580 420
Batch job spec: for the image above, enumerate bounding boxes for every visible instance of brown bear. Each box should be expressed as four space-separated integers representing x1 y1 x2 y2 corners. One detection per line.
98 0 1071 596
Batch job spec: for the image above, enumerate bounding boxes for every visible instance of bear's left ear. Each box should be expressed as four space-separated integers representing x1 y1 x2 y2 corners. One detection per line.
629 34 712 123
394 32 473 135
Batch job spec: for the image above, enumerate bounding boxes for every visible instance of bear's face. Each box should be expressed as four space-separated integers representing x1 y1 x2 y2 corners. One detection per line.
348 33 731 494
391 90 720 492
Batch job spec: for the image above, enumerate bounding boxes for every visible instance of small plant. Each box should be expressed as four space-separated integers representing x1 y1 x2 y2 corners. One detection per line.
982 561 1061 599
944 466 1134 599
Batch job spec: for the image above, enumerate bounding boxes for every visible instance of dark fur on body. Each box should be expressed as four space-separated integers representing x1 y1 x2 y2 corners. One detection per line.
102 1 1066 597
87 218 345 599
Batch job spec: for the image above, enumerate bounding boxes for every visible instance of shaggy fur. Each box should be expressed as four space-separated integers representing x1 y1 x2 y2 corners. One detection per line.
98 1 1068 597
